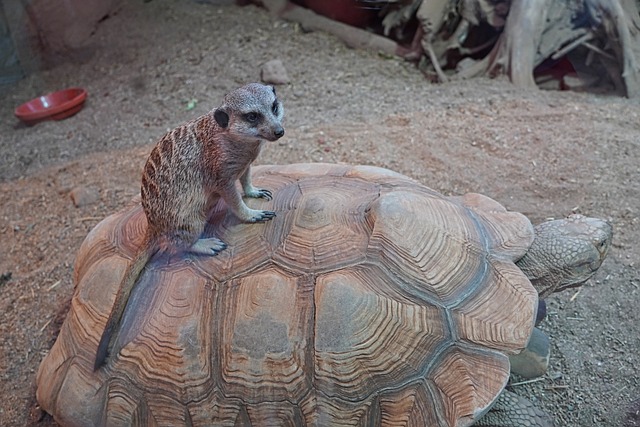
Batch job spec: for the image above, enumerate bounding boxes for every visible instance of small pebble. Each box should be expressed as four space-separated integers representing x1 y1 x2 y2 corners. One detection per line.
261 59 290 85
70 186 100 207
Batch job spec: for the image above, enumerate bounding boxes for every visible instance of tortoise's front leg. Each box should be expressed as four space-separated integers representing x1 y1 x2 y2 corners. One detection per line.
509 327 550 380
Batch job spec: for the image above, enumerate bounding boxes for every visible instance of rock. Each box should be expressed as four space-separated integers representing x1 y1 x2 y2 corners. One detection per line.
562 72 600 91
69 186 100 207
261 59 290 85
456 57 478 73
260 0 288 15
25 0 120 54
0 272 11 286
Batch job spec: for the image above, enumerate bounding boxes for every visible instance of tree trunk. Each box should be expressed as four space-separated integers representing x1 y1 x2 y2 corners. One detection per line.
585 0 640 97
487 0 552 88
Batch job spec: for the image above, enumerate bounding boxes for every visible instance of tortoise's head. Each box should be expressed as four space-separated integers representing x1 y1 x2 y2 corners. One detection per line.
519 214 612 298
213 83 285 143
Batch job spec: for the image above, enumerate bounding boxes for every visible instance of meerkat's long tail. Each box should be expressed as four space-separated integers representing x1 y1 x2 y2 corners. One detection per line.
94 243 157 370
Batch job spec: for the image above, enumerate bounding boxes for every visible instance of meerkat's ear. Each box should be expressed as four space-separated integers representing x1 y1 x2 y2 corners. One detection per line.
271 86 276 96
214 108 229 128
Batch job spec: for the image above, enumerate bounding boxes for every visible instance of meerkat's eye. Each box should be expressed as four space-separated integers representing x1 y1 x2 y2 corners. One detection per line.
245 112 260 123
272 100 279 115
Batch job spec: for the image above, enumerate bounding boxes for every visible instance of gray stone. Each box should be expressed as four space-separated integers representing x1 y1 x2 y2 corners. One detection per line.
261 59 290 85
70 186 100 207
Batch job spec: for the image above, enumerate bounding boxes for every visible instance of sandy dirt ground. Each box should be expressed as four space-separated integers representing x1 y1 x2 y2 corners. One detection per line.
1 1 638 426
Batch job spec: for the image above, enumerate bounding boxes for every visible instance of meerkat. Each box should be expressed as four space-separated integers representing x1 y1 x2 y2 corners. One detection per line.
94 83 285 370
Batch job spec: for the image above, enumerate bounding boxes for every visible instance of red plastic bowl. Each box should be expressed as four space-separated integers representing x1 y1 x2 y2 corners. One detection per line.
15 87 87 125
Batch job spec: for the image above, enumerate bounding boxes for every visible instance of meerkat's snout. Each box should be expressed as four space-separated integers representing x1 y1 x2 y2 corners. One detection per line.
274 126 285 139
262 126 284 142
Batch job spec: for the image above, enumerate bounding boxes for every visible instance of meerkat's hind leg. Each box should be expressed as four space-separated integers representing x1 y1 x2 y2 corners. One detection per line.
189 237 228 256
167 220 227 256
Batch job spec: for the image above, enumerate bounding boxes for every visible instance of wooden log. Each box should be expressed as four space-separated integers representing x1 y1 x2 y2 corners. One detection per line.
271 1 403 57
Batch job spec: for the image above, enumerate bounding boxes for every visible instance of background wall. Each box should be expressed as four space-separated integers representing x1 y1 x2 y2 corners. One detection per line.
0 0 122 84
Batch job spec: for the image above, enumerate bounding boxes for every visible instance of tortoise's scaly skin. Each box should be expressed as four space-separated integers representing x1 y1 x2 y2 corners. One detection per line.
36 164 538 427
516 214 612 299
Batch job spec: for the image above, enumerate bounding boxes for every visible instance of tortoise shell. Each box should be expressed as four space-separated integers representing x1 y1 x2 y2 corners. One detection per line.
37 163 537 427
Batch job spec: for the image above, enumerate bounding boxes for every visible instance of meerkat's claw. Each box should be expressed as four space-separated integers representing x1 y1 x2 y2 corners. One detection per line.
256 189 273 201
248 210 276 223
245 187 273 201
189 237 228 256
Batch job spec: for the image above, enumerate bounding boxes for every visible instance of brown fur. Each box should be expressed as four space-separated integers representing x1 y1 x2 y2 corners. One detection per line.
94 83 284 370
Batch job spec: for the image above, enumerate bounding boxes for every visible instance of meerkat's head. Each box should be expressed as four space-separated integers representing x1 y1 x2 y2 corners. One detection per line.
214 83 285 143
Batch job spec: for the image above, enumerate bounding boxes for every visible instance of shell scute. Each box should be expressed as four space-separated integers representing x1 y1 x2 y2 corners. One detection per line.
73 204 145 285
271 176 377 272
366 190 487 306
314 270 447 400
111 265 214 402
430 346 510 426
217 268 313 402
452 257 537 353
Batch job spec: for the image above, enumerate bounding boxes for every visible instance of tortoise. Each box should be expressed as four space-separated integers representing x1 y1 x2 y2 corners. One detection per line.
36 163 612 426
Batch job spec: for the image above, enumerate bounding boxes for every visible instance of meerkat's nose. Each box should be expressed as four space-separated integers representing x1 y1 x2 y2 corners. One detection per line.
274 127 285 139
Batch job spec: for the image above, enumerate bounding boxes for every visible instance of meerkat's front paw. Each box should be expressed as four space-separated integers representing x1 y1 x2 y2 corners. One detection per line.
189 237 228 256
245 209 276 223
245 187 273 201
